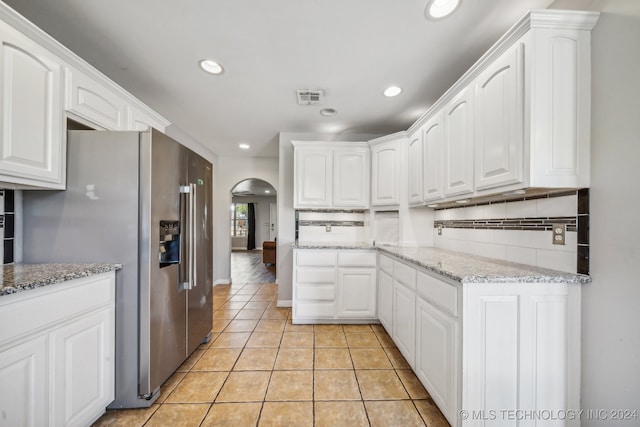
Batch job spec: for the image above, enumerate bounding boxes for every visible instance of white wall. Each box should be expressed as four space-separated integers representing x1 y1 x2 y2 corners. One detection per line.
213 156 278 284
555 0 640 420
231 195 277 249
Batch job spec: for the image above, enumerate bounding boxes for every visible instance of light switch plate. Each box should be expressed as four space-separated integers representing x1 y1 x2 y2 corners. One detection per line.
552 224 565 245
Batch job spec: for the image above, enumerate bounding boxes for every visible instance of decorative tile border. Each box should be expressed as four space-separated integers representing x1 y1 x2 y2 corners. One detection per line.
434 216 577 232
298 220 364 227
2 189 14 264
577 189 589 274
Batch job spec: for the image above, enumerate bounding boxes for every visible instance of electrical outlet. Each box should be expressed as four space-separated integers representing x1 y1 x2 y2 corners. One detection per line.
552 224 565 245
325 224 331 232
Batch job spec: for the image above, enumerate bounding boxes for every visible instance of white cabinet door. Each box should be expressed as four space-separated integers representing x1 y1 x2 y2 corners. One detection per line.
422 113 445 202
51 307 114 427
0 335 48 427
416 297 458 426
377 269 393 331
333 149 369 208
294 148 333 208
408 133 423 205
443 85 474 197
65 65 128 130
371 142 400 206
474 42 524 191
393 280 416 368
0 22 64 188
338 268 376 318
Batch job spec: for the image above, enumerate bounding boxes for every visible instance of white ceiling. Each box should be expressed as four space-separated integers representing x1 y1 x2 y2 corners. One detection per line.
5 0 553 158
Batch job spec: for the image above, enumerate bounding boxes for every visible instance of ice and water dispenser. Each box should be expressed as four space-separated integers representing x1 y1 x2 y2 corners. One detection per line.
159 220 180 267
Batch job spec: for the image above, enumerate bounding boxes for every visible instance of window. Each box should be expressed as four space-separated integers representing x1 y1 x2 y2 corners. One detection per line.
230 203 248 236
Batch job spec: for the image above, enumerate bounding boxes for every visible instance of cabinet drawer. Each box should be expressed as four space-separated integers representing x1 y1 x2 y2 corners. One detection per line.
296 268 336 284
296 285 335 301
338 251 376 267
394 261 416 290
296 251 336 267
294 302 335 319
379 255 394 275
416 271 458 316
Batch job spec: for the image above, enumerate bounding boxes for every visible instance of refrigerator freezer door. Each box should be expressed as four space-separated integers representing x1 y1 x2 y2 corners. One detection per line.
186 150 214 354
138 129 188 397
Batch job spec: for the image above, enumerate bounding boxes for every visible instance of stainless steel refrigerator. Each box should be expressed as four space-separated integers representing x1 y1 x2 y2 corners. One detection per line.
22 129 213 408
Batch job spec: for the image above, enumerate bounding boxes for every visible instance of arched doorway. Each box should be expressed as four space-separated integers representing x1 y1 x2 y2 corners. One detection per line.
229 178 277 284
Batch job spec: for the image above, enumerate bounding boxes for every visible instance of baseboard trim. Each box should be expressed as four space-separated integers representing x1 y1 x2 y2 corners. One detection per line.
276 300 292 308
214 279 232 286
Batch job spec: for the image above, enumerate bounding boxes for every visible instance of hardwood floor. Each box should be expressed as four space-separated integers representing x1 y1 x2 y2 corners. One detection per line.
231 250 276 284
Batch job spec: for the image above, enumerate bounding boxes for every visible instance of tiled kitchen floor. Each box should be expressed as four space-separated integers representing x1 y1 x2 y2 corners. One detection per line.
93 283 450 427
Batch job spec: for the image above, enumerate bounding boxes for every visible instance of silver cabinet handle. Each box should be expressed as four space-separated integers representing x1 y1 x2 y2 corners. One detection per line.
179 185 192 290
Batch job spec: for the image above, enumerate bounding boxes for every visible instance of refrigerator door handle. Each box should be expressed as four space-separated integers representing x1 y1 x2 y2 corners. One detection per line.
189 183 197 288
179 185 192 290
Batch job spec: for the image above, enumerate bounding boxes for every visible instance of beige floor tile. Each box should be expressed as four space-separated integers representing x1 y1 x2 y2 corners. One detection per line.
315 331 348 348
373 330 396 348
250 294 274 302
281 331 314 347
356 370 409 400
212 318 232 333
342 324 373 333
92 404 159 427
235 309 266 320
201 402 262 427
314 324 343 332
221 301 248 310
274 348 314 370
235 288 258 295
228 294 253 302
259 402 313 427
234 348 278 370
225 319 259 333
244 301 271 310
397 369 429 399
177 349 206 372
284 321 313 332
165 371 228 403
211 332 251 348
370 324 387 334
314 348 353 370
364 401 425 427
246 332 283 348
144 403 210 427
214 310 240 320
156 371 186 404
216 371 271 402
414 398 450 427
314 370 361 401
255 319 286 333
266 370 313 401
213 301 226 310
261 309 289 319
383 347 411 369
192 348 241 371
314 401 369 427
350 348 393 369
345 332 382 347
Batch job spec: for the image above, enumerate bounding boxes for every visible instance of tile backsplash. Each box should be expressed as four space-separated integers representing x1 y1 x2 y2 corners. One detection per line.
0 189 15 264
433 192 589 274
297 210 366 243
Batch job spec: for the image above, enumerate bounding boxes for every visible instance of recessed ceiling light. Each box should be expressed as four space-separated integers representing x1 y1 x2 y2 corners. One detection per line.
383 86 402 97
320 108 337 116
199 59 224 75
238 143 250 150
425 0 461 20
265 190 271 194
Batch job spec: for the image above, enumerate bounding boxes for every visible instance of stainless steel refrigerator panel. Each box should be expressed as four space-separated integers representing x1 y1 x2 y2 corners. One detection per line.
186 150 213 354
22 130 148 408
138 129 188 396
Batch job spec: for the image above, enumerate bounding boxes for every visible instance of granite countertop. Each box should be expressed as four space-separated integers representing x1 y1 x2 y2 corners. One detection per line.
0 263 122 296
377 245 591 284
293 241 590 284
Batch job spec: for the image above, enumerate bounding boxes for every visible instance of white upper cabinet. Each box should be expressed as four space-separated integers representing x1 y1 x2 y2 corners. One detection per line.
333 148 369 208
65 65 128 130
0 21 64 189
127 106 167 132
369 133 403 207
408 132 424 205
293 141 369 209
422 112 445 202
474 41 524 191
443 85 474 197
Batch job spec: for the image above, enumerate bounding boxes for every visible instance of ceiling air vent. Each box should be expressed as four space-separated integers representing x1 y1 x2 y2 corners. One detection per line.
296 90 324 105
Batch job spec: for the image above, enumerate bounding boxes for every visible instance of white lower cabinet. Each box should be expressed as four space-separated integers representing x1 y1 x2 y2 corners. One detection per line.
377 269 393 332
391 261 416 368
293 249 376 323
0 272 116 427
